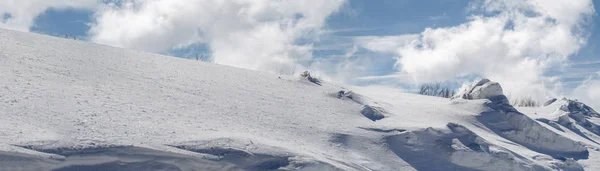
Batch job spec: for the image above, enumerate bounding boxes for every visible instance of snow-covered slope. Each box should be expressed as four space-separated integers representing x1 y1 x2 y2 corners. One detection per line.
519 98 600 170
1 28 599 171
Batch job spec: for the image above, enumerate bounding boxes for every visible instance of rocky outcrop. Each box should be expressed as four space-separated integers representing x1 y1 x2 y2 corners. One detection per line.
454 78 589 160
453 78 503 100
559 98 600 118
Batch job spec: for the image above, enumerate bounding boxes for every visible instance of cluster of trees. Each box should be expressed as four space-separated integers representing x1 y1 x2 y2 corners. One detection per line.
418 83 455 98
417 82 541 107
63 34 80 40
511 96 539 107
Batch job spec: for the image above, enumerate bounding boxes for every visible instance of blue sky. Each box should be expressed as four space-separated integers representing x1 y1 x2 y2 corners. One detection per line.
26 0 473 84
327 0 471 35
30 1 473 58
3 0 599 104
28 0 598 64
30 9 93 39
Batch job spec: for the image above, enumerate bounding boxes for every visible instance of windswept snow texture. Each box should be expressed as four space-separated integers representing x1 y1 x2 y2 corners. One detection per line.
1 28 600 170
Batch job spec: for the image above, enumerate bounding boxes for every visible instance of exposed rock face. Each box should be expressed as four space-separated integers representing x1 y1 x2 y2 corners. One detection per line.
300 71 321 86
361 105 385 121
453 79 589 160
549 98 600 138
454 78 504 100
543 98 557 106
559 98 600 118
337 90 353 100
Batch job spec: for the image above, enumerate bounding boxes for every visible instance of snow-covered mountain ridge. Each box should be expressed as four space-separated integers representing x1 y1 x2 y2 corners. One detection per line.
1 28 600 171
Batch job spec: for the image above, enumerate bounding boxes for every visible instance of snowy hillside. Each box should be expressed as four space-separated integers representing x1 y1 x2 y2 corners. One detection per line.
1 28 600 171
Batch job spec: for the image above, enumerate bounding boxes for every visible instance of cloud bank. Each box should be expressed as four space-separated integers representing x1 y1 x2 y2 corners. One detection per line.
389 0 595 100
572 74 600 110
89 0 346 73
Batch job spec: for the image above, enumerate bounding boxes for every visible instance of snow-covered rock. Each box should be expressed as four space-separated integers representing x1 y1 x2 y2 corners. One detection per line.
521 98 600 139
543 98 558 107
454 78 504 100
360 105 385 121
518 98 600 170
559 98 600 118
455 79 589 160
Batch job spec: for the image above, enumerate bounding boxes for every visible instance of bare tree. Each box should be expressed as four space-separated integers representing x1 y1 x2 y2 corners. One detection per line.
418 82 455 98
511 96 539 107
195 54 204 61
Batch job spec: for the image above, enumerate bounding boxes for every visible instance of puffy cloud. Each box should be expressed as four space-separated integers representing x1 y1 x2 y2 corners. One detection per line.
394 0 595 100
0 0 99 31
89 0 346 72
572 77 600 110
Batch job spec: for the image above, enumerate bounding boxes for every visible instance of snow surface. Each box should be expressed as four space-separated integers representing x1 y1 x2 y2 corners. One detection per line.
1 28 600 170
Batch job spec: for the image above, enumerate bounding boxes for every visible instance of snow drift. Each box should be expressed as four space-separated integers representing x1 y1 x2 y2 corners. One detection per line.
1 28 600 170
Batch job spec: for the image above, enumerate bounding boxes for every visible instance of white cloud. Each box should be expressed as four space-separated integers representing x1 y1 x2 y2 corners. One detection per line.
354 35 418 54
89 0 346 72
0 0 99 31
572 77 600 110
393 0 595 100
